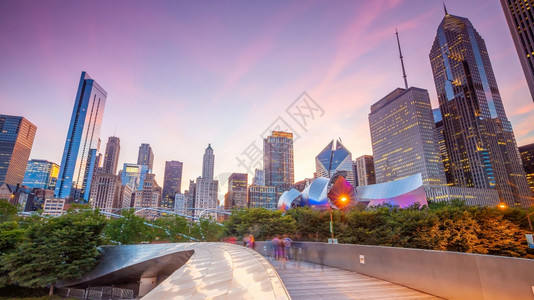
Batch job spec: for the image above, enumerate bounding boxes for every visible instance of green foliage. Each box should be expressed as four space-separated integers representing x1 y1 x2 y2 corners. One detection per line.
190 217 224 242
103 209 155 244
153 215 191 242
0 210 107 291
0 221 25 254
0 200 17 223
225 208 296 241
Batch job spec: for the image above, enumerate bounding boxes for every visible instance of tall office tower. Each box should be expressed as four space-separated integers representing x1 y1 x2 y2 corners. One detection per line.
22 159 59 190
89 173 121 212
369 87 447 185
0 115 37 187
315 139 355 185
174 193 187 215
138 173 161 208
252 169 265 186
248 185 277 210
501 0 534 102
55 72 107 201
137 143 154 171
103 136 120 175
119 184 133 209
202 144 214 180
429 10 532 206
186 180 196 216
519 143 534 193
433 108 453 185
224 173 248 209
264 131 294 196
194 178 218 217
162 160 183 208
352 161 359 187
354 155 376 187
121 163 148 192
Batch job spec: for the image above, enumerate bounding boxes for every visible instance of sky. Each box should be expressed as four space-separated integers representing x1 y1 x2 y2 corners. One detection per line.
1 0 533 198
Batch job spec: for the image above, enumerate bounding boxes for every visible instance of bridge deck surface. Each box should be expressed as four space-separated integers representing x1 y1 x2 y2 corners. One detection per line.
270 259 440 300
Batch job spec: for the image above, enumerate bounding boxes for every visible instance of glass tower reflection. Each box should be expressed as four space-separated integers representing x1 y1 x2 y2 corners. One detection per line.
55 72 107 201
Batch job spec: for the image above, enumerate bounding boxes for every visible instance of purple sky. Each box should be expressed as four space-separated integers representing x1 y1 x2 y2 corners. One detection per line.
1 0 533 196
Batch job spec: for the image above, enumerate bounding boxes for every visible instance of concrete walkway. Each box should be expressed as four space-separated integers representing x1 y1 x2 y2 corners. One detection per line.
269 259 441 299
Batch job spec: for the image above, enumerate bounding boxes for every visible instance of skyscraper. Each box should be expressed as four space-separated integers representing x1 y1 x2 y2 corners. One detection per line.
252 169 265 186
354 155 376 187
202 144 214 180
248 185 277 210
162 160 183 208
89 173 121 212
519 143 534 193
0 115 36 187
264 131 294 196
137 143 154 171
194 145 219 217
139 173 161 208
103 136 120 175
120 163 148 192
23 159 59 190
315 139 355 185
55 72 107 201
429 10 532 206
369 87 447 186
500 0 534 102
224 173 248 209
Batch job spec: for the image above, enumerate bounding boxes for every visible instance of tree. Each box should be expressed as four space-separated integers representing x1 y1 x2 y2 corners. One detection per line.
225 208 296 241
1 209 107 295
104 209 155 244
153 215 192 242
191 217 224 242
0 199 17 223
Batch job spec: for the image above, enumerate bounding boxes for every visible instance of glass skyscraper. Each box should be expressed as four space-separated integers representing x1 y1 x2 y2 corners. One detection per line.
429 11 532 206
137 143 154 172
22 159 59 190
0 115 37 187
264 131 294 196
162 160 183 208
103 136 120 175
121 163 148 192
315 139 355 185
55 72 107 201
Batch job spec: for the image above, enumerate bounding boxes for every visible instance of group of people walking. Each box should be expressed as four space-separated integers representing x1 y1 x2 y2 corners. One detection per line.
271 235 292 260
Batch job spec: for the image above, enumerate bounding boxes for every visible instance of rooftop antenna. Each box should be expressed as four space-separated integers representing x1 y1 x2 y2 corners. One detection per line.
443 1 449 16
113 125 117 137
396 28 409 89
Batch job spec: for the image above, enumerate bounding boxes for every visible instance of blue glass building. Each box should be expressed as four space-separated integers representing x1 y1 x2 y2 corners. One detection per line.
121 163 148 192
55 72 107 201
22 159 59 190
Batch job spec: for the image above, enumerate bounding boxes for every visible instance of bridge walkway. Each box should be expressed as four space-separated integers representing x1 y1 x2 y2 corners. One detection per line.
269 259 440 300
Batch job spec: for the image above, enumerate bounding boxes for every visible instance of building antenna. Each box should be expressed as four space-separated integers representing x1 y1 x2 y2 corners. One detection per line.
396 28 409 89
443 1 449 16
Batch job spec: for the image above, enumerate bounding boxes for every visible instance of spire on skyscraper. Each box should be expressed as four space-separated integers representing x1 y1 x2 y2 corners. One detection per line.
395 29 409 89
443 2 449 16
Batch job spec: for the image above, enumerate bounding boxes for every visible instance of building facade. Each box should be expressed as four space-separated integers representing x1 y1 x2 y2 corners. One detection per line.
137 143 154 171
202 144 214 180
22 159 59 190
248 185 277 210
429 11 532 206
224 173 248 209
433 108 453 185
315 139 355 185
264 131 294 196
137 173 161 208
354 155 376 187
103 136 120 175
194 145 219 217
252 169 265 186
89 173 121 212
519 143 534 193
121 163 148 192
162 160 183 208
0 115 37 187
55 72 107 201
369 87 447 186
500 0 534 102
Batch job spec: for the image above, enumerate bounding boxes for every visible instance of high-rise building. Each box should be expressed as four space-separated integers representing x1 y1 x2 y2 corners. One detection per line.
186 180 196 216
119 184 133 209
433 108 453 185
315 139 355 185
162 160 183 208
369 87 447 186
138 173 161 208
429 10 532 206
0 115 37 187
264 131 294 196
202 144 214 180
519 143 534 193
501 0 534 102
224 173 248 209
174 193 187 215
89 173 121 212
252 169 265 186
22 159 59 190
103 136 120 175
121 163 148 192
137 143 154 171
248 185 277 210
354 155 376 187
55 72 107 201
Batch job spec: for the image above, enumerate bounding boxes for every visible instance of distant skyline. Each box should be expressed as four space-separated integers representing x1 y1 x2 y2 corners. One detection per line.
1 0 533 194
